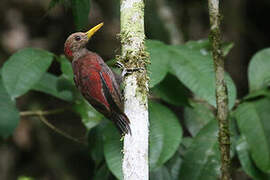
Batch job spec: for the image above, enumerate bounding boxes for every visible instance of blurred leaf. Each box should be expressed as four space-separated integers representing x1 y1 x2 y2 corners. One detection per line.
17 177 35 180
103 122 123 180
185 39 234 56
93 164 110 180
146 40 170 88
71 0 90 30
168 45 236 109
58 55 74 82
150 166 172 180
88 126 104 166
234 98 270 173
244 88 270 100
149 102 183 169
32 73 73 101
184 101 215 136
0 75 19 138
151 73 189 106
179 120 220 180
248 48 270 92
236 136 269 180
165 151 182 180
2 48 54 99
73 100 103 131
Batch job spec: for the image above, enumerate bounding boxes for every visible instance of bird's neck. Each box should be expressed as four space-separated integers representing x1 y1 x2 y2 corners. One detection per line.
73 48 89 61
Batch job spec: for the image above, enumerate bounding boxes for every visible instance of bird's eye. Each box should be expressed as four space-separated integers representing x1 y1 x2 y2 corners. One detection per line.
75 36 81 41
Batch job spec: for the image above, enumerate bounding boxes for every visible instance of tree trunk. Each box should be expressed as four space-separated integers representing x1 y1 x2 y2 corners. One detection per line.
119 0 149 180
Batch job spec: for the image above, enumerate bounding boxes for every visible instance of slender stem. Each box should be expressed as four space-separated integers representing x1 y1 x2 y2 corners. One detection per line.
20 108 67 116
208 0 231 180
120 0 149 179
20 108 86 145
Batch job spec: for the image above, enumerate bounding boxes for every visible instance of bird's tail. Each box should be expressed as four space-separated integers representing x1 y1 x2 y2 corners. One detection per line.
111 111 131 135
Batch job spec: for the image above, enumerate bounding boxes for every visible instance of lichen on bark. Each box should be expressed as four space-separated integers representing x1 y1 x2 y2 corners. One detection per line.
119 0 149 180
208 0 231 180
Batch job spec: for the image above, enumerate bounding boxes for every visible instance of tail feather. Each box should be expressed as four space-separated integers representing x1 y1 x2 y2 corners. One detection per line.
111 112 131 135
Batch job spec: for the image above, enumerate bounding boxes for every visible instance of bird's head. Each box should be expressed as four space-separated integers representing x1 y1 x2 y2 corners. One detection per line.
64 22 103 61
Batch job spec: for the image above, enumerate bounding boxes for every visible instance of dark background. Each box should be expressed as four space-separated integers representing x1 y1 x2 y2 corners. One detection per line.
0 0 269 179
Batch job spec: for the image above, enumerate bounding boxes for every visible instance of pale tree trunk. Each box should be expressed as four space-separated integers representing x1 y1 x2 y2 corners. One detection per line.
119 0 149 180
208 0 231 180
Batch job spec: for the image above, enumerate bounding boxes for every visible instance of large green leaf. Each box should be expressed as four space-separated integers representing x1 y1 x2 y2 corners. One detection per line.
149 102 183 169
150 166 172 180
73 100 103 131
146 40 170 88
146 40 236 109
169 45 236 109
0 75 19 138
234 98 270 173
32 73 73 101
248 48 270 92
2 48 54 99
88 125 104 167
179 120 220 180
184 101 215 136
71 0 90 30
236 136 270 180
151 73 189 106
102 122 123 180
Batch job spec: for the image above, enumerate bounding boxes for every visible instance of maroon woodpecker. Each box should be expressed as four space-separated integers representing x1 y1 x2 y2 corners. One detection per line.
64 23 130 134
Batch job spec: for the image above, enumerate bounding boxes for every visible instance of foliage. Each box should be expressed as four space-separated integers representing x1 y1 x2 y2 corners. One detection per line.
1 31 270 179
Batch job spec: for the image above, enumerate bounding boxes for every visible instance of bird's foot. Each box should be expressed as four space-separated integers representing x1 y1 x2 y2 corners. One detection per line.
115 61 144 77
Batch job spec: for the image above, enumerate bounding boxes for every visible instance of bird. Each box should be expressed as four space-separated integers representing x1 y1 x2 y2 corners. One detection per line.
64 23 131 134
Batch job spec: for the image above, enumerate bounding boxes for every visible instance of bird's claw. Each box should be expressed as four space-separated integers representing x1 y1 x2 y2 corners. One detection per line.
115 61 144 77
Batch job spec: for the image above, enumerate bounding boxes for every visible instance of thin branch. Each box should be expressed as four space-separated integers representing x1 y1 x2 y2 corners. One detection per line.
20 109 87 145
20 108 67 116
208 0 231 180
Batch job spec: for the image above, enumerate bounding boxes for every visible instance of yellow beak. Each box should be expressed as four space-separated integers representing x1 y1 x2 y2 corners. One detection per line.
85 22 104 39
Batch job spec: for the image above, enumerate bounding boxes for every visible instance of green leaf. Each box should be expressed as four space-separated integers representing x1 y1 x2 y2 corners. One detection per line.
185 39 234 56
146 39 236 109
103 122 123 180
151 73 189 106
71 0 90 30
244 88 270 100
0 75 19 138
150 166 172 180
58 55 74 82
149 102 183 169
93 164 110 180
236 136 269 180
88 125 104 166
234 98 270 173
73 100 103 131
168 45 236 109
248 48 270 92
179 120 220 180
147 40 170 88
32 73 73 101
2 48 54 99
184 101 215 136
165 151 182 180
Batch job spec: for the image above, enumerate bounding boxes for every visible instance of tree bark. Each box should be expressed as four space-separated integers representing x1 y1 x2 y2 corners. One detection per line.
208 0 231 180
119 0 149 180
